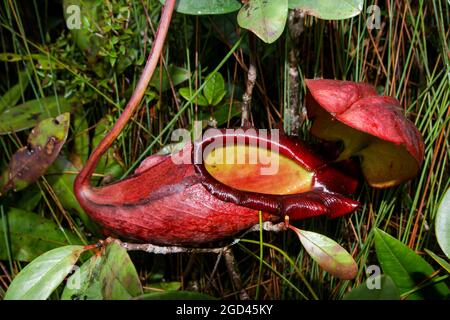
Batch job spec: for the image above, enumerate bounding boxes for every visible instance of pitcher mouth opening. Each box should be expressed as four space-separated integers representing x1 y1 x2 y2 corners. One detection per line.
203 144 314 195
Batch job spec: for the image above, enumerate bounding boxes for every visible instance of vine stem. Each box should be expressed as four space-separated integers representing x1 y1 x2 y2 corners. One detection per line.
74 0 176 190
286 9 305 135
241 34 257 127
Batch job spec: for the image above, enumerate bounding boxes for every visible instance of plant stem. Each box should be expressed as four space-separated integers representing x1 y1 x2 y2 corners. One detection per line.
285 9 305 135
74 0 176 190
241 34 257 127
224 247 250 300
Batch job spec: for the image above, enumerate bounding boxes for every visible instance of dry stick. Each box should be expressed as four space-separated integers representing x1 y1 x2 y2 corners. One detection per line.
117 222 286 254
119 241 227 254
241 34 257 127
286 9 305 135
223 247 250 300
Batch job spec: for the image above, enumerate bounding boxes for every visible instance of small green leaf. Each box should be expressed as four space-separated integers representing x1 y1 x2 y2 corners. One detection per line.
0 70 30 114
0 53 23 62
0 53 61 69
425 249 450 274
237 0 288 43
179 87 209 106
149 65 190 92
288 0 363 20
436 187 450 259
160 0 241 15
135 291 215 300
62 254 103 300
0 113 70 193
0 207 82 262
203 72 226 106
373 228 450 300
31 54 62 70
0 96 72 134
343 275 400 300
99 242 143 299
4 245 85 300
290 226 358 280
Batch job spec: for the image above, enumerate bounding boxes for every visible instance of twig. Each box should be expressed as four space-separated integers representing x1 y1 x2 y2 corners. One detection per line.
223 247 250 300
118 241 228 254
114 221 287 254
245 221 287 233
286 9 305 135
241 34 257 127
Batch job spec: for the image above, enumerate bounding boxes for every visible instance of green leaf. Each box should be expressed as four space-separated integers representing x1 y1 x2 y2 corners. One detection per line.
98 242 143 299
62 254 103 300
343 275 400 300
63 242 143 300
203 72 226 106
436 187 450 259
4 245 85 300
0 53 23 62
0 96 72 134
373 228 450 300
149 65 190 92
0 207 82 262
288 0 364 20
0 53 61 70
179 87 209 106
160 0 241 15
135 291 215 300
0 113 70 193
425 249 450 274
237 0 288 43
1 113 70 193
290 226 358 280
0 70 30 114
